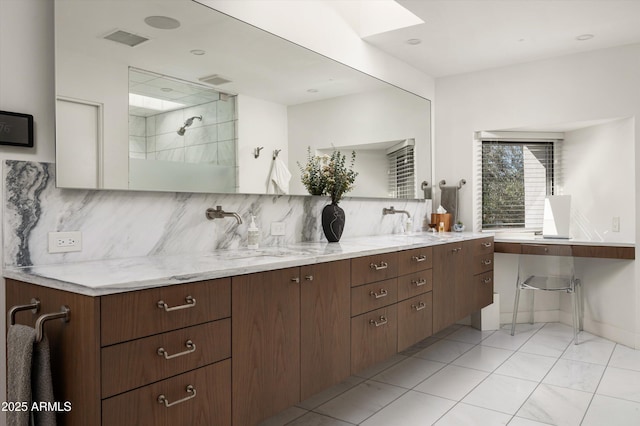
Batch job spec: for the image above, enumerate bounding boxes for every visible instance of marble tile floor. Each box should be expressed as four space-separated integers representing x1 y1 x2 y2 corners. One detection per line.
260 322 640 426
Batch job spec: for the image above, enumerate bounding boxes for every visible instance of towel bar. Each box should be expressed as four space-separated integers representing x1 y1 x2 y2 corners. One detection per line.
35 306 71 343
8 298 40 325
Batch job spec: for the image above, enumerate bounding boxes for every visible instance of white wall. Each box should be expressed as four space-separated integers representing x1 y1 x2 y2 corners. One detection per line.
0 0 57 418
237 94 289 194
563 118 635 243
56 50 129 189
435 44 640 347
288 87 431 197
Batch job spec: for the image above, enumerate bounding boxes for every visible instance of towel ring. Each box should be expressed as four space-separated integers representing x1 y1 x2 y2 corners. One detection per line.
8 298 40 326
35 306 70 343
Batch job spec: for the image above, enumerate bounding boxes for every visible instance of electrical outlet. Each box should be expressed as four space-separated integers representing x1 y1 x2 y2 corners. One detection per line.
612 216 620 232
271 222 286 236
48 231 82 253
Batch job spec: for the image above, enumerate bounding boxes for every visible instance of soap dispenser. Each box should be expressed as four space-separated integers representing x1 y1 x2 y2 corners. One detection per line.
247 215 260 249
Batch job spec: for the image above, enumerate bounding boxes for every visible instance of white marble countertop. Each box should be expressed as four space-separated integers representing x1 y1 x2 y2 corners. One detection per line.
3 232 489 296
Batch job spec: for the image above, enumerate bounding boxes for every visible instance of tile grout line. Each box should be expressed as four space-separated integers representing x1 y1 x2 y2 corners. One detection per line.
577 342 619 425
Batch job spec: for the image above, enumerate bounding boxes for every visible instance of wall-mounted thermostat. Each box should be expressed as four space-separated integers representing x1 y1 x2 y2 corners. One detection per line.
0 110 34 147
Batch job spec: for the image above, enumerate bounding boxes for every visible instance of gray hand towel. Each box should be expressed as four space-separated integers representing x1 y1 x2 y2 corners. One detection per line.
32 336 56 426
440 186 459 223
7 324 35 426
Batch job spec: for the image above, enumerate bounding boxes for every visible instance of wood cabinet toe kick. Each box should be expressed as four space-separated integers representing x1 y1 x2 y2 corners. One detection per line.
6 236 494 426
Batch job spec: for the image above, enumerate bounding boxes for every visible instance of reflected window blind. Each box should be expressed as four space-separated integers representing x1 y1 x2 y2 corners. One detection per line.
480 140 559 231
387 145 415 199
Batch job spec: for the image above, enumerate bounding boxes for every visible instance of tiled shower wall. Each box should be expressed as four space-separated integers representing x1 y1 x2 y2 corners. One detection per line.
128 95 237 166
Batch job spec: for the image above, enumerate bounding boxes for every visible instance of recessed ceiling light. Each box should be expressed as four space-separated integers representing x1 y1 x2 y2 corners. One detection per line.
406 38 422 45
576 34 594 41
144 16 181 30
190 49 206 56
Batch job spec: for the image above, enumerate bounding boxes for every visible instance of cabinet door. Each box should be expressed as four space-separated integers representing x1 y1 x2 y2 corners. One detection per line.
455 241 475 320
351 305 397 374
232 267 301 426
432 242 465 333
300 260 351 401
397 293 433 352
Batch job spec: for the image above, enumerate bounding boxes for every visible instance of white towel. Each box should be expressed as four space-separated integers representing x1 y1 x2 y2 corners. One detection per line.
268 158 292 194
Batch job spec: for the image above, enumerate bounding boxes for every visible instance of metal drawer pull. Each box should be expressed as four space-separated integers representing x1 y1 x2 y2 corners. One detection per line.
482 242 492 248
482 259 493 265
412 279 427 286
411 255 427 262
370 261 388 270
451 247 462 253
157 296 196 312
305 275 314 281
482 277 493 284
412 302 426 311
157 340 196 360
369 316 388 327
369 289 388 299
291 277 300 283
157 385 196 408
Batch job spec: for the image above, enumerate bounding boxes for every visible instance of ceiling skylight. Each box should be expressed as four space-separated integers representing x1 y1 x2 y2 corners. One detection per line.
128 93 185 111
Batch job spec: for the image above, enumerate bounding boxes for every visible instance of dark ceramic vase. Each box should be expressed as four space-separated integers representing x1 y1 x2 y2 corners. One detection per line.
321 203 345 242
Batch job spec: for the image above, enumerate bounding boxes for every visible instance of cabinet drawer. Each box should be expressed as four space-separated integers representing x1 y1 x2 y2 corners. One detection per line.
397 293 433 352
475 271 494 310
101 319 230 398
351 305 397 374
397 270 432 301
397 247 433 275
521 244 573 256
473 253 494 275
102 359 231 426
351 252 398 287
351 278 397 316
101 278 230 346
472 237 495 255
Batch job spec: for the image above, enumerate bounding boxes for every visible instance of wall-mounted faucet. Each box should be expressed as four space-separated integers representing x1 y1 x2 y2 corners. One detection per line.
205 206 243 224
382 206 411 218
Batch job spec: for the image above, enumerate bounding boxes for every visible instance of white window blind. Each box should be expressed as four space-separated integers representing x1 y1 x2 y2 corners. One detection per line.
387 141 415 199
476 133 562 231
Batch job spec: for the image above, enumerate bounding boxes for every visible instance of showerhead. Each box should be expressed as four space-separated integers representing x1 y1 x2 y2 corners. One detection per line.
177 115 202 135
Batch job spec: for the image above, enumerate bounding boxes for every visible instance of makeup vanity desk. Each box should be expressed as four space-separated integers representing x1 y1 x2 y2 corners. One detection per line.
493 235 635 259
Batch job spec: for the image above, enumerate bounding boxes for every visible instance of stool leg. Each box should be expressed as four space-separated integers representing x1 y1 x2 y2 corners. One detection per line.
572 289 579 344
511 285 521 336
529 288 535 325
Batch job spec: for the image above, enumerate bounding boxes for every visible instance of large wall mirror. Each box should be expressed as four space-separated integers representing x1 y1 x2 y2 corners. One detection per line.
54 0 432 199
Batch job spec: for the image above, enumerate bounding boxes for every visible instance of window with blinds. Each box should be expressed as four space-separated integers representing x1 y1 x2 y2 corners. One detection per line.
387 143 415 199
481 140 558 231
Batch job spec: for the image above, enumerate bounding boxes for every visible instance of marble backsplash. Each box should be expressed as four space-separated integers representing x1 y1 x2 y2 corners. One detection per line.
4 160 432 267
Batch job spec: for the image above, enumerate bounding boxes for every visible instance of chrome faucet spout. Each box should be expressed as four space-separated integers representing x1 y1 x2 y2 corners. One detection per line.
382 206 411 218
206 206 243 224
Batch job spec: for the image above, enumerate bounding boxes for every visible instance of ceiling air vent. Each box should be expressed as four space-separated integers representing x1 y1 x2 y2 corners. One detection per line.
103 30 149 47
199 74 232 86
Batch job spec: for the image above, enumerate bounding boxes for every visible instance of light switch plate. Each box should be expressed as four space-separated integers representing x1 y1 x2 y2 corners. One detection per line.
48 231 82 253
271 222 286 236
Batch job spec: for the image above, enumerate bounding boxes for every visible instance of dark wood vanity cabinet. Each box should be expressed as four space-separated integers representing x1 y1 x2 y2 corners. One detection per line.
6 278 232 426
232 260 351 425
433 238 495 333
6 236 493 426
